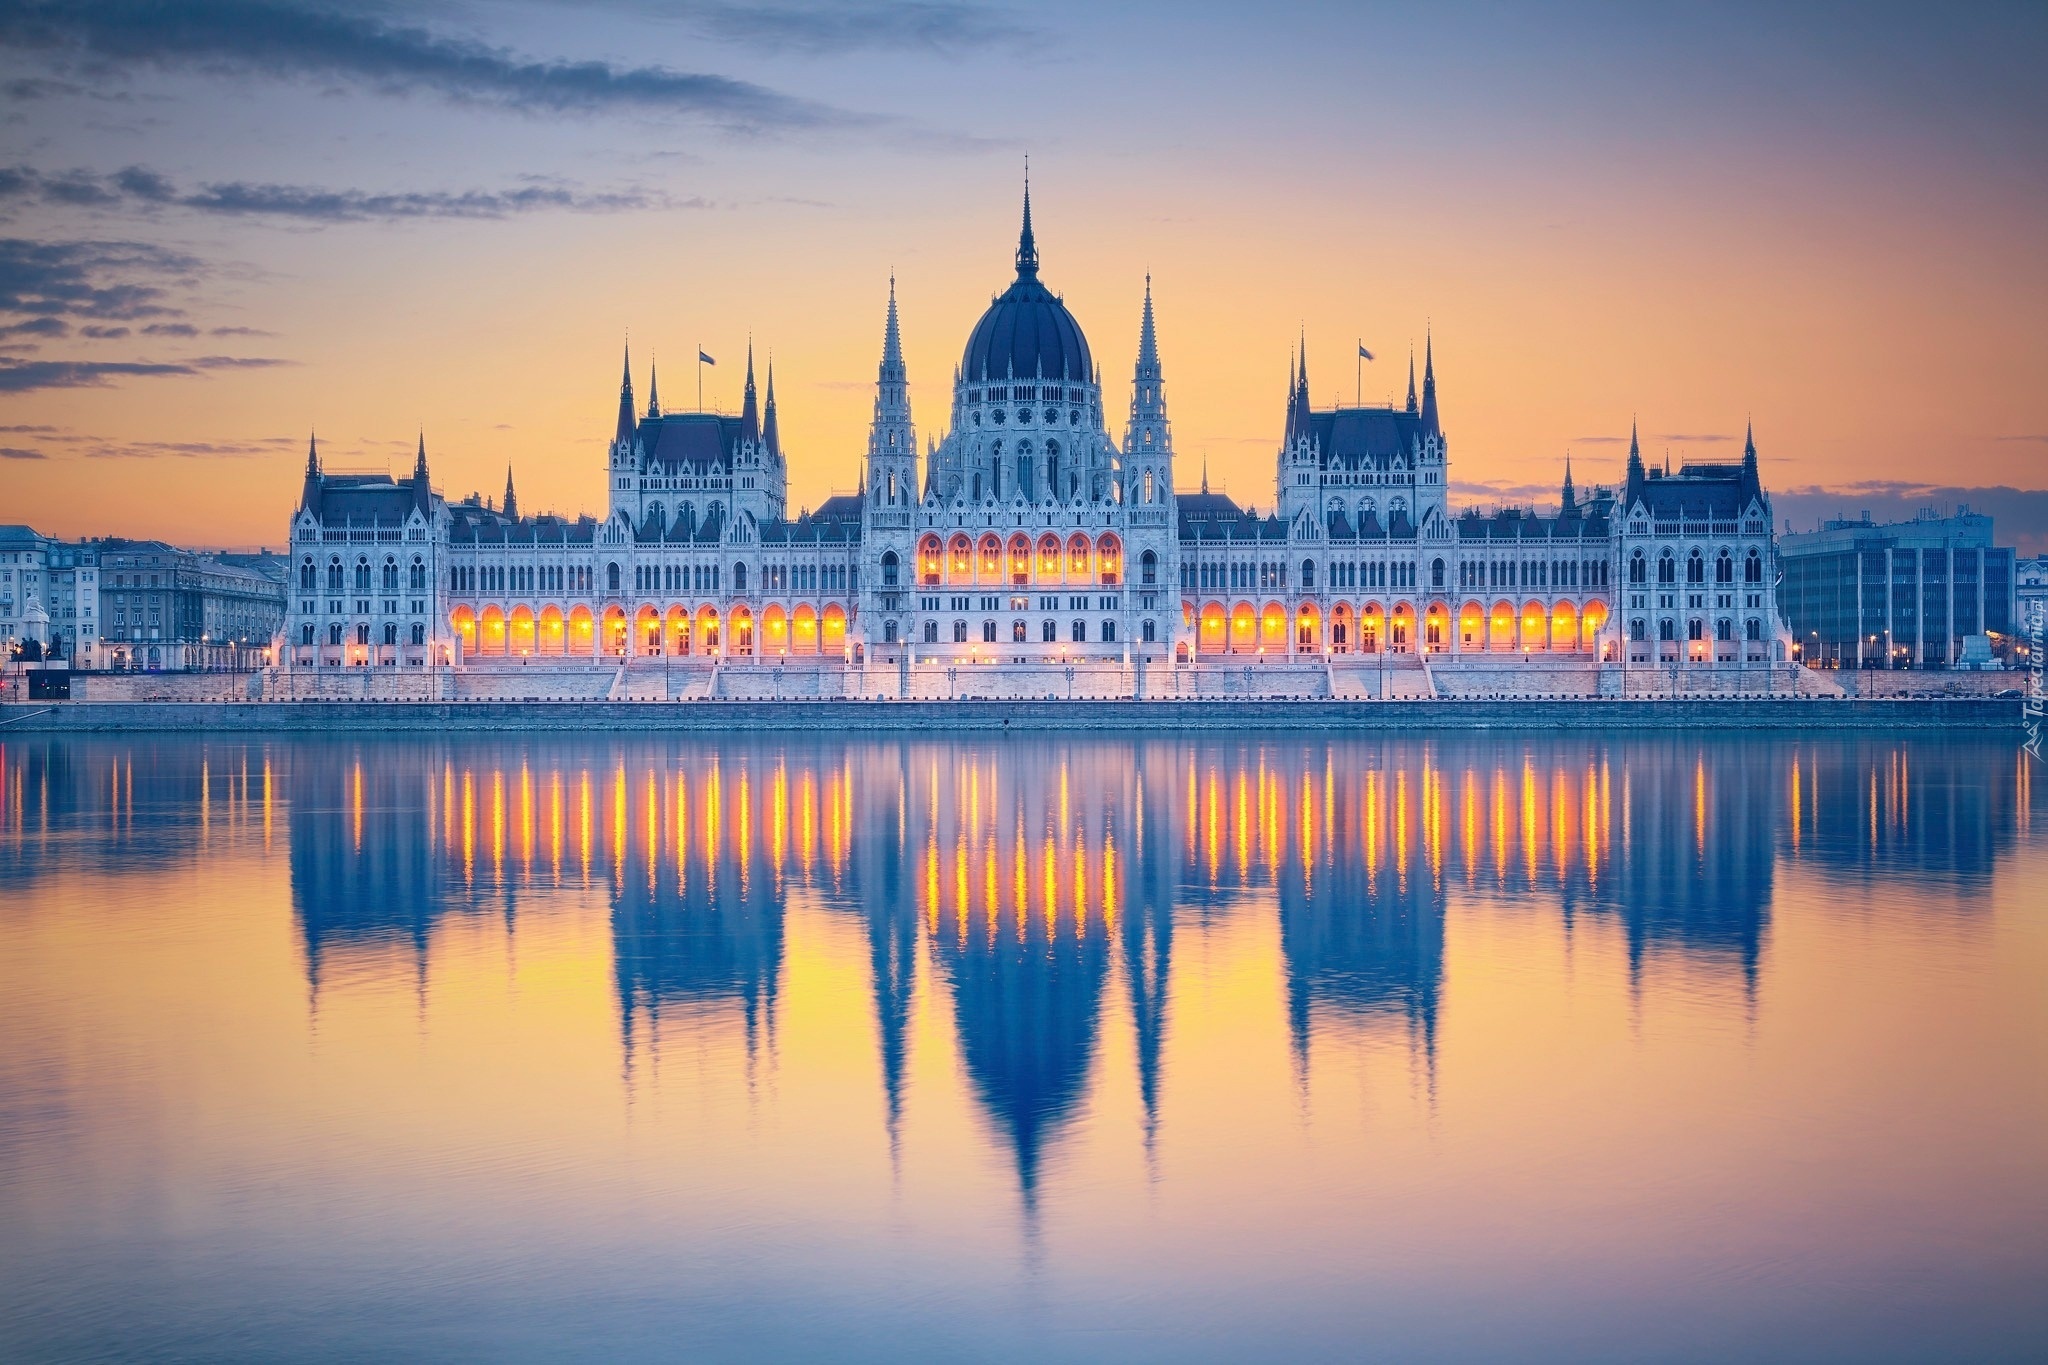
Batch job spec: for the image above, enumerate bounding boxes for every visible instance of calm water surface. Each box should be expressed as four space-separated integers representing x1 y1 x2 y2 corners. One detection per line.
1 731 2043 1362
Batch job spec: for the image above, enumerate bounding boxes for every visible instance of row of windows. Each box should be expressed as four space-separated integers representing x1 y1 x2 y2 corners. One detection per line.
1627 617 1765 642
1627 548 1765 586
919 618 1143 645
302 554 429 595
301 622 430 646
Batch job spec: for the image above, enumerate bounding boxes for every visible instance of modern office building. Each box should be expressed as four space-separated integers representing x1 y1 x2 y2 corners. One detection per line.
1777 508 2016 668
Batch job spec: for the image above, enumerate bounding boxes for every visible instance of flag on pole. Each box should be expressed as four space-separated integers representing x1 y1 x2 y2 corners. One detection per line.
1358 342 1375 361
699 350 716 365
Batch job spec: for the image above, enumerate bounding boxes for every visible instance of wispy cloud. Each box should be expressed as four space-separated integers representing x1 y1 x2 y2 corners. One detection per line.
1572 431 1736 445
82 435 298 459
0 354 292 393
0 237 200 323
668 1 1034 56
0 165 696 224
0 443 45 458
1994 433 2048 444
0 0 864 132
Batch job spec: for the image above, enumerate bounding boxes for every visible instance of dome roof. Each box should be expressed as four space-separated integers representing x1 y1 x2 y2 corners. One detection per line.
961 188 1093 385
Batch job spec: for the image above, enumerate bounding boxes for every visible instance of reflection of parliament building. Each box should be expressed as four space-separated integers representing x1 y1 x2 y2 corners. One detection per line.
247 734 2041 1200
280 182 1792 697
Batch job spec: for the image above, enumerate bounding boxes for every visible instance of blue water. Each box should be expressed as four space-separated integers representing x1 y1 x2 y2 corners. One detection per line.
1 732 2042 1361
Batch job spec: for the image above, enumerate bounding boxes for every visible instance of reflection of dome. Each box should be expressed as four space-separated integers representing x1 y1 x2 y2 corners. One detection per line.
960 187 1093 384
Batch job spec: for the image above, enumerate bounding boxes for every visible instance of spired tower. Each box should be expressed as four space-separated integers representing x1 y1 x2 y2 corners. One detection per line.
1121 275 1182 649
861 278 919 648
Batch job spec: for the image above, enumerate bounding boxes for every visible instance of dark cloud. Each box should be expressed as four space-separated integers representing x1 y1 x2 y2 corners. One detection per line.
0 164 692 223
209 325 274 337
0 315 66 337
0 354 290 392
0 422 59 432
80 324 131 338
141 321 199 337
1995 434 2048 444
672 1 1033 56
1777 481 2048 555
0 444 46 458
0 0 861 131
0 237 200 323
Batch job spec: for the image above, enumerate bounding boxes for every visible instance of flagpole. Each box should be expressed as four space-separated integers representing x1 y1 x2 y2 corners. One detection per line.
697 343 703 412
1356 340 1362 407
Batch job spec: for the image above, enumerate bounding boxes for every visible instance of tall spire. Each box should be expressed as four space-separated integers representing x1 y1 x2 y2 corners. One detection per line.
1125 274 1171 469
762 357 781 463
1015 159 1038 278
1626 418 1645 485
880 275 905 381
614 339 636 449
412 431 431 514
646 353 661 419
1405 344 1417 414
740 340 760 445
1136 272 1159 373
1201 452 1209 494
1561 452 1576 515
299 431 322 515
1419 328 1439 433
502 465 518 520
1742 419 1758 483
866 277 915 496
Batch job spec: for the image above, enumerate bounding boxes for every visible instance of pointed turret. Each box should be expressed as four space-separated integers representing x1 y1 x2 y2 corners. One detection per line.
762 358 781 463
740 341 760 445
865 276 917 508
1742 420 1758 488
646 354 662 419
1405 344 1417 414
1561 453 1577 517
614 341 636 451
1420 329 1439 434
1124 274 1172 477
1626 419 1646 491
1285 332 1313 446
299 431 322 515
1015 164 1039 279
412 431 431 514
502 465 518 521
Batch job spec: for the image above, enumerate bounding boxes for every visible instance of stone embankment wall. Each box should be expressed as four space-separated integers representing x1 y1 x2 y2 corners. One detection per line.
0 696 2015 734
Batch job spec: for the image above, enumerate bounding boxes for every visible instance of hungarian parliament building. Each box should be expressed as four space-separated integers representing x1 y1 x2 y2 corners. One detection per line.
283 188 1791 699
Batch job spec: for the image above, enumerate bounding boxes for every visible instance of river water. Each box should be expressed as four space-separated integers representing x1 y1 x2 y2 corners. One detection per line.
1 732 2042 1361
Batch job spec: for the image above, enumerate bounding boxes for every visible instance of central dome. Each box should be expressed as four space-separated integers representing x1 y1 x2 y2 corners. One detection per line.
960 189 1093 385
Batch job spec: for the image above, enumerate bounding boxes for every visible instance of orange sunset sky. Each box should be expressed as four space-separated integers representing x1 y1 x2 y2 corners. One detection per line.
1 1 2044 550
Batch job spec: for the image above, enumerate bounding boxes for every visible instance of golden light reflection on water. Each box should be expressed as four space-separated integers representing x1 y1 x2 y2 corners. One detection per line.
0 733 2044 1359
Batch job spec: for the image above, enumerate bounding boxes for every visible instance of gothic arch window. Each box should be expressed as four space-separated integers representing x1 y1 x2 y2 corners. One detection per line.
299 558 316 592
1746 617 1762 640
381 558 399 593
1302 558 1317 589
1657 551 1676 585
1745 549 1763 584
1716 549 1734 584
1144 469 1155 503
1658 618 1675 641
411 623 426 646
884 620 898 643
1629 618 1646 642
732 562 748 592
409 557 426 592
1716 617 1733 640
953 620 967 643
1431 557 1445 589
353 558 371 593
880 550 900 588
1687 549 1706 585
1140 549 1158 586
1629 550 1647 584
607 562 621 593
